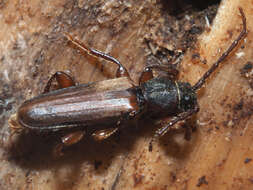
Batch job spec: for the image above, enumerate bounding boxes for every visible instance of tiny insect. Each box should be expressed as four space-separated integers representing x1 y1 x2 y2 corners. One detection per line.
9 8 247 153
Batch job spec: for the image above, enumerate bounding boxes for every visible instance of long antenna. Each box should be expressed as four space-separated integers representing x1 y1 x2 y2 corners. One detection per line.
64 33 130 78
192 7 247 91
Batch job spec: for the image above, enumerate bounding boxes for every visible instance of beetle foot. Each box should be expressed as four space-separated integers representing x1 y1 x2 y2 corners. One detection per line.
53 144 65 158
92 128 118 141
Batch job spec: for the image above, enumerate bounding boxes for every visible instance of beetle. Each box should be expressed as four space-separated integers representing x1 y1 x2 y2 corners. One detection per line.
9 8 246 152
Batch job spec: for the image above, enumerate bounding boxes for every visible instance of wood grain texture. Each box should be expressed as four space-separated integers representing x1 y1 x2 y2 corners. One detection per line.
0 0 252 190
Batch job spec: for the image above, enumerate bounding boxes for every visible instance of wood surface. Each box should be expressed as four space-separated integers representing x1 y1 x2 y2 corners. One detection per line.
0 0 252 189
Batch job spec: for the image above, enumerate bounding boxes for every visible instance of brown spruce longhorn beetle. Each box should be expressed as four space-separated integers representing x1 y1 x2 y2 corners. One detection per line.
9 8 247 153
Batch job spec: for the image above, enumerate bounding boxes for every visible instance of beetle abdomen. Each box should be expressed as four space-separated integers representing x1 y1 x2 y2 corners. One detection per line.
17 78 140 130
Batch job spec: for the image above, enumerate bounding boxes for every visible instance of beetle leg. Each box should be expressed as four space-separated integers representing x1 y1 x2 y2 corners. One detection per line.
65 33 132 80
149 104 199 151
139 67 154 85
184 124 193 141
54 130 85 157
8 113 24 133
156 64 179 80
61 130 85 146
92 109 143 141
92 128 118 141
43 71 75 93
139 63 179 85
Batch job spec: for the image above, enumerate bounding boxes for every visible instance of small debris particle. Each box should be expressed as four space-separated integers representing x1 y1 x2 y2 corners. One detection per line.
240 62 253 74
236 51 245 58
227 120 234 127
244 158 252 164
225 132 232 141
191 52 207 64
205 16 210 28
133 173 144 187
190 26 202 34
196 176 208 187
192 53 200 60
233 99 244 111
170 172 177 183
249 177 253 184
240 62 253 88
94 160 102 170
0 100 4 115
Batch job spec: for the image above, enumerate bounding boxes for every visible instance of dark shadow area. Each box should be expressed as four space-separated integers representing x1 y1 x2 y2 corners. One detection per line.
159 0 221 15
6 114 199 166
7 127 132 169
5 110 199 190
5 123 143 189
158 116 199 159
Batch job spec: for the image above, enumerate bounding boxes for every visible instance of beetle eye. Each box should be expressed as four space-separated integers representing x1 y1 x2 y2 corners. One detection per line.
184 95 190 101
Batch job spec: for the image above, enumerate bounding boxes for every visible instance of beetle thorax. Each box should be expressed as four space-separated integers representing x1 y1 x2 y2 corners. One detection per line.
141 77 197 114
